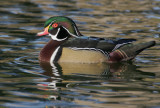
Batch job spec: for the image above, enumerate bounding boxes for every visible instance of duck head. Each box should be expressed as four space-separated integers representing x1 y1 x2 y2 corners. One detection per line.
37 16 82 41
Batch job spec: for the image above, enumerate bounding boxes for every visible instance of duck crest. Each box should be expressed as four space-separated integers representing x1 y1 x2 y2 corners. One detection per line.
45 16 82 37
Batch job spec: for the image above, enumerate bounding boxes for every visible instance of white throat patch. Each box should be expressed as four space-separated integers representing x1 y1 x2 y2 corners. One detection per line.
49 28 67 41
48 26 79 41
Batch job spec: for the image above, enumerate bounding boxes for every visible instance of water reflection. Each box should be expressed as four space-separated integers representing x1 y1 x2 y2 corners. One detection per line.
39 61 156 90
33 62 157 107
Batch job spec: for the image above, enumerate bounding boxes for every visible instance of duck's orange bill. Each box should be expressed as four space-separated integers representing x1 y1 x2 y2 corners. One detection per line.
37 26 49 36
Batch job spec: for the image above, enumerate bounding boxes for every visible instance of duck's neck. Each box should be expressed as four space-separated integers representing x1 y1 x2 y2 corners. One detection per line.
39 39 63 62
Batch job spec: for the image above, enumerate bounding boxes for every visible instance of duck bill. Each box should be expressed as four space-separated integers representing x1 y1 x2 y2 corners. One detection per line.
37 26 49 36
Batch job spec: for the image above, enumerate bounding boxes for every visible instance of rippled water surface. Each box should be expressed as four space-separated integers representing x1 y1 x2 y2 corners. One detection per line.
0 0 160 107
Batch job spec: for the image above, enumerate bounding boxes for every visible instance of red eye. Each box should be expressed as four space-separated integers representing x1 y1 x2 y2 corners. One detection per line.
52 23 58 28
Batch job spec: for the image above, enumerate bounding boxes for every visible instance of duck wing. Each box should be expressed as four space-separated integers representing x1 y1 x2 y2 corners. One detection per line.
62 36 136 52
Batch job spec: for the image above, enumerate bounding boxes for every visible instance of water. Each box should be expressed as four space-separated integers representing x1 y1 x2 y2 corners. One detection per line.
0 0 160 107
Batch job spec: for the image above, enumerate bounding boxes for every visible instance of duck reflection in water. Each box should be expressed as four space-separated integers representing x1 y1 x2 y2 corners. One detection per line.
37 62 155 96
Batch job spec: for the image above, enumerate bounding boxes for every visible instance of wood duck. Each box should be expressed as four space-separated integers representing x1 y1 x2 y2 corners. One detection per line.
37 16 156 64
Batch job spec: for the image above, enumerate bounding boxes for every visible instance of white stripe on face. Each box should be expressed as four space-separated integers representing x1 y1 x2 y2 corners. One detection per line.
49 28 67 41
49 26 79 41
73 25 79 36
61 26 79 38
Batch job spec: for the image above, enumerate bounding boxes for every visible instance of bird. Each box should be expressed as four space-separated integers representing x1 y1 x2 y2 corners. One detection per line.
37 16 156 64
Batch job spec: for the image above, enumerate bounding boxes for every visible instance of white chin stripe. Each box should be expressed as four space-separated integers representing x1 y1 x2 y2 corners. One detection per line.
49 28 67 41
62 26 79 38
49 26 79 41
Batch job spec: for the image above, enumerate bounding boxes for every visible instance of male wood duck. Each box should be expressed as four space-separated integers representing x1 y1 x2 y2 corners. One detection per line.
37 16 156 64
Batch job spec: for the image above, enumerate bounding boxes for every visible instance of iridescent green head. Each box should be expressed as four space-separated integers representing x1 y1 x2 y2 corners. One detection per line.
37 16 82 41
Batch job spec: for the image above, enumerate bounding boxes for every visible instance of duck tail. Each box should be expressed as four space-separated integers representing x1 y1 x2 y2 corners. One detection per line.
108 41 156 62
